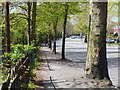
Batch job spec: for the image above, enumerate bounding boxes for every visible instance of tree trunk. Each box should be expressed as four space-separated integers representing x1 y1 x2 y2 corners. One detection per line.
48 32 52 49
1 4 6 47
53 17 58 54
22 30 25 45
84 35 87 43
62 2 69 59
86 15 91 60
31 2 37 45
45 35 48 46
5 2 10 60
87 15 91 44
27 2 31 45
0 5 3 56
85 1 112 86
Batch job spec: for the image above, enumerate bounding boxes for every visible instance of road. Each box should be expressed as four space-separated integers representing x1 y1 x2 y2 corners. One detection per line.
56 38 119 87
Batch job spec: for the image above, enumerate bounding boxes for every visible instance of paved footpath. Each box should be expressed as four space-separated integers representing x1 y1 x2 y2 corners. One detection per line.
33 45 118 89
56 38 119 87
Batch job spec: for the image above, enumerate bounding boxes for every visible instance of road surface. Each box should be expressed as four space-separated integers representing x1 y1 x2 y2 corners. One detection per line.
56 38 119 87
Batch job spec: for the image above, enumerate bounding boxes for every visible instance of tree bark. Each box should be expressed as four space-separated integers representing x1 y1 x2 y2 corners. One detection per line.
1 4 6 47
86 15 91 60
62 2 69 59
85 0 112 86
84 35 87 43
53 17 58 54
87 15 91 44
31 2 37 45
27 2 31 45
45 34 48 46
48 32 52 49
5 2 10 59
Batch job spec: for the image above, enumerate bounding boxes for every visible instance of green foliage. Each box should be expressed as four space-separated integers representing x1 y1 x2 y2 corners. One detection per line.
28 81 35 88
10 44 25 62
107 2 118 34
10 16 27 44
1 44 37 63
0 24 5 28
108 2 118 17
29 71 36 78
0 73 7 85
0 44 40 85
28 71 36 88
74 2 89 35
4 2 81 44
36 2 81 41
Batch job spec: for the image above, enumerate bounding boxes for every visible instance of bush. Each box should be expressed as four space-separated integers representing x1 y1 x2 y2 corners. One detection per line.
1 44 40 64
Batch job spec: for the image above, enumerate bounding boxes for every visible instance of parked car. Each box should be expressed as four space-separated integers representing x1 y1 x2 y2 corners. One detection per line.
70 36 76 39
70 35 80 39
108 37 114 39
106 38 115 43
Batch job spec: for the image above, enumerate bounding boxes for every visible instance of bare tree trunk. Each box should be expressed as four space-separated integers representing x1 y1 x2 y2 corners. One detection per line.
31 2 37 45
85 1 112 86
45 34 48 46
27 2 31 45
1 4 6 47
62 2 69 59
5 2 10 59
48 32 52 49
22 30 25 45
87 15 91 49
53 17 58 54
86 15 91 61
84 35 87 43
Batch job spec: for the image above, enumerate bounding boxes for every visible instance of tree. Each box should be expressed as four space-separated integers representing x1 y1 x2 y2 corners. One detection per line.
107 2 118 36
5 2 10 60
37 2 62 51
27 2 32 45
51 3 59 54
31 2 37 45
74 3 89 42
36 2 54 46
62 2 69 59
10 2 33 45
10 17 27 44
85 0 112 86
48 30 52 49
53 16 58 54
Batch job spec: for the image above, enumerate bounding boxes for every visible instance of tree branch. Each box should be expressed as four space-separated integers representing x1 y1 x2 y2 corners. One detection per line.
18 5 27 12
